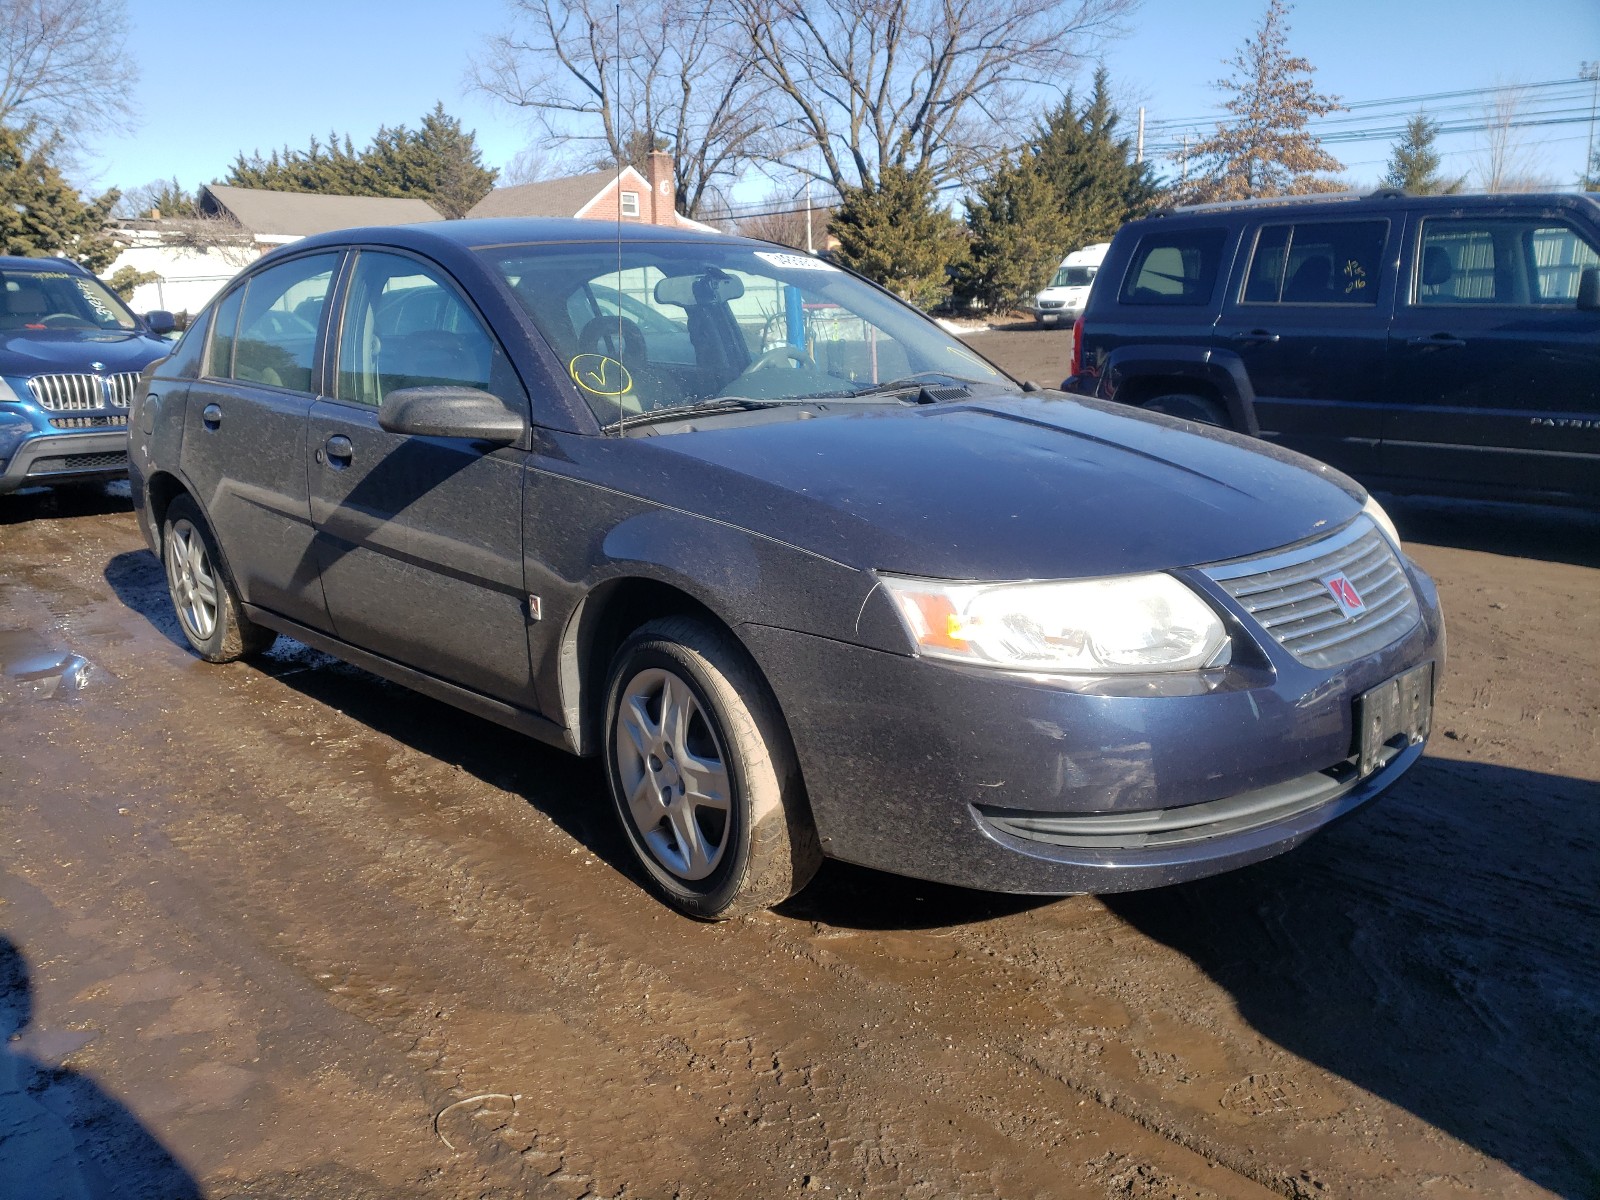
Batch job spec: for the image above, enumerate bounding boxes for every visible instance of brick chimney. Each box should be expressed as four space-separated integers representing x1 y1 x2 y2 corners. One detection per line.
646 150 675 225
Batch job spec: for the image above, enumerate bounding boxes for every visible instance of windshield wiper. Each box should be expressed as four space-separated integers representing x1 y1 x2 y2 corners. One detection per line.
607 396 794 431
848 371 987 399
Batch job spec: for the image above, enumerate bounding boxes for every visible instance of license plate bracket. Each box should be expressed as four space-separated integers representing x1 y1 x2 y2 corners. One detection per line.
1356 662 1433 777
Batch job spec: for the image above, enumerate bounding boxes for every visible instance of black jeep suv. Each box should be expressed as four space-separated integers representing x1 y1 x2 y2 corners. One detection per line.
1065 191 1600 506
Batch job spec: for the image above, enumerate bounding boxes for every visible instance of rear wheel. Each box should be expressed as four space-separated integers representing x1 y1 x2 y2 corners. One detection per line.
1143 392 1229 428
603 616 821 920
162 495 275 662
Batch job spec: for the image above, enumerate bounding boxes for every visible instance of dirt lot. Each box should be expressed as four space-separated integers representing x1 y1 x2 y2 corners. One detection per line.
2 329 1597 1199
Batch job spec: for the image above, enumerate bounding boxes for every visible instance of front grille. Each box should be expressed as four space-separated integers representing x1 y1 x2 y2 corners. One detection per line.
49 415 127 429
1038 300 1065 309
27 451 128 475
26 372 139 411
1205 518 1419 669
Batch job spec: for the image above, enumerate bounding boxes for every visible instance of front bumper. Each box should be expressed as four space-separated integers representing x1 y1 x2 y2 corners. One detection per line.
0 429 130 493
740 561 1443 894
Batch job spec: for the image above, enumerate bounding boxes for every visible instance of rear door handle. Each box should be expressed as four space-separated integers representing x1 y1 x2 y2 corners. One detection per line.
1407 333 1466 349
1230 329 1280 343
201 403 222 430
323 434 354 468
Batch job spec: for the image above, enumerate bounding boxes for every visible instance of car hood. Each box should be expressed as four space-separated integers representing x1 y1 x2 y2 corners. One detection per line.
632 394 1365 579
0 330 168 377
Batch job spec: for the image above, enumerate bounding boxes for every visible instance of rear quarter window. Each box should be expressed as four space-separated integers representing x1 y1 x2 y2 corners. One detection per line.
1119 228 1228 306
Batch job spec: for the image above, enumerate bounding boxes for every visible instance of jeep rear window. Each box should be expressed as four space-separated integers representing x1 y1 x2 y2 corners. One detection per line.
1119 229 1226 305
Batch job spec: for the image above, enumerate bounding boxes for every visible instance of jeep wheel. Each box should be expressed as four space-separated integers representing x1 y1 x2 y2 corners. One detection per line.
1143 393 1229 428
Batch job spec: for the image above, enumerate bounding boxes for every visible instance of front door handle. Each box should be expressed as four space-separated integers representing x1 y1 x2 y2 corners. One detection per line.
1407 333 1467 349
323 434 354 468
1230 329 1280 344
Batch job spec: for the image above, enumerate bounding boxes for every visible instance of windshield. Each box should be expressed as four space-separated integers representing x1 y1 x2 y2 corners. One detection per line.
0 266 138 332
1049 266 1096 288
481 241 1011 424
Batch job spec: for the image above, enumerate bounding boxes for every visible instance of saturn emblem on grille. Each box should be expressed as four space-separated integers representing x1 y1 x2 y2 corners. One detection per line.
1322 572 1365 618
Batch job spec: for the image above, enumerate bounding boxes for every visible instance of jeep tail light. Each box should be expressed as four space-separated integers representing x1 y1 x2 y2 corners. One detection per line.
1070 314 1087 379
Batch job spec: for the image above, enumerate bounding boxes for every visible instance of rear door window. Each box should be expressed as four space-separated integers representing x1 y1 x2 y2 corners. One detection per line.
227 254 339 391
1241 220 1388 305
1119 229 1227 305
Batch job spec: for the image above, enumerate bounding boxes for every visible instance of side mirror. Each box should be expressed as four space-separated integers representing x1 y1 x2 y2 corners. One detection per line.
379 386 527 444
1577 266 1600 312
145 310 176 335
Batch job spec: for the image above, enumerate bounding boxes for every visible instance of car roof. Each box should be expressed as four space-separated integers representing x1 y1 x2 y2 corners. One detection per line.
285 216 757 257
0 255 88 273
1143 190 1600 224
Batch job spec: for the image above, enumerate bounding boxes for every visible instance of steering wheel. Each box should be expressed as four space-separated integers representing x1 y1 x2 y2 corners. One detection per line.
578 315 647 363
744 343 811 372
40 313 97 329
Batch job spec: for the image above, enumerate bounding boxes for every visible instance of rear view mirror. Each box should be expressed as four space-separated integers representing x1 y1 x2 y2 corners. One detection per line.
145 310 176 335
379 386 526 444
1577 266 1600 312
653 272 745 307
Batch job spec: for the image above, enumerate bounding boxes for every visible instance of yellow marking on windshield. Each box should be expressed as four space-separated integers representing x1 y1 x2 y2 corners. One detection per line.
569 354 633 397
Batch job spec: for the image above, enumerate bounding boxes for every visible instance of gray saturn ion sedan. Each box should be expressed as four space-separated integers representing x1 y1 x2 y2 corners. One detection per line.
129 219 1444 919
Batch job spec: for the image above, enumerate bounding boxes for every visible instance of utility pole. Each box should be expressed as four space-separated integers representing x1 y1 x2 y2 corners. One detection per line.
1136 107 1145 164
805 177 814 254
1583 61 1599 188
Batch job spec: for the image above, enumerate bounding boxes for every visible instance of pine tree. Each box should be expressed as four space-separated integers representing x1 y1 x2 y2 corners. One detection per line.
1383 113 1462 194
0 124 120 270
1185 0 1343 201
830 166 968 306
959 151 1073 312
1033 67 1162 247
224 106 497 218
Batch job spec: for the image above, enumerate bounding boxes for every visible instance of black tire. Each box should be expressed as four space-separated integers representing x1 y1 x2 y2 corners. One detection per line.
602 616 821 920
162 495 275 663
1143 392 1229 428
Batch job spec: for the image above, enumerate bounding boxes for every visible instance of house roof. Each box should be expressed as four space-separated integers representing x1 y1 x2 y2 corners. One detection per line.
466 169 641 219
201 185 443 237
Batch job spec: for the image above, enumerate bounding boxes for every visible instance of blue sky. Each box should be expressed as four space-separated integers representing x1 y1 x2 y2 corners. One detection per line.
88 0 1600 200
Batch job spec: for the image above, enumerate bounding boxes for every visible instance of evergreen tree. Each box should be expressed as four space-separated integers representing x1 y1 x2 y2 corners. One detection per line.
1185 0 1343 201
224 105 497 218
959 151 1073 312
1383 113 1462 194
830 166 967 306
1033 67 1162 247
0 124 120 270
1584 142 1600 192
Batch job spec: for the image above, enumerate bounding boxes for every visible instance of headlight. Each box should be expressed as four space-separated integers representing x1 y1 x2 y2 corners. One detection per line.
0 376 20 403
1362 495 1400 547
880 572 1230 674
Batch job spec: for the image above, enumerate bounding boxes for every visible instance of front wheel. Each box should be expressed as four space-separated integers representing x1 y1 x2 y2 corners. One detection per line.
603 616 821 919
162 495 275 662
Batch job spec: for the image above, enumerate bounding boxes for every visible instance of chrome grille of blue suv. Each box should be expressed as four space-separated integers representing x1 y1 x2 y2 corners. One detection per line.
26 372 139 411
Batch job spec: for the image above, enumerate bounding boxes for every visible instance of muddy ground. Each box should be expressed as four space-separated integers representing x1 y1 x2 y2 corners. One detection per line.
1 328 1597 1199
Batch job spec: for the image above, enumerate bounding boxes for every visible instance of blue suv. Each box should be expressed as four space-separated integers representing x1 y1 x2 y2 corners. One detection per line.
1 256 175 494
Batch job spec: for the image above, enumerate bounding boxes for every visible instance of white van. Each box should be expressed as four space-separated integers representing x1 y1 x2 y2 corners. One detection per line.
1031 242 1110 327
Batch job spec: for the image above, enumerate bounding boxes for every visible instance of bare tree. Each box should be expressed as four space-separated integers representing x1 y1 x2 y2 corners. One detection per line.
733 191 833 249
1181 0 1343 202
470 0 772 217
729 0 1133 194
0 0 138 145
1476 84 1548 192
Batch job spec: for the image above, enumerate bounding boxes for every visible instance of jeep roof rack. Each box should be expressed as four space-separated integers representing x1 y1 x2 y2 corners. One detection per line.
1150 187 1409 218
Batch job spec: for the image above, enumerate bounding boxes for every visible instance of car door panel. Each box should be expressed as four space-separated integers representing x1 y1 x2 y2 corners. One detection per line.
1221 218 1395 476
178 254 340 629
307 249 536 706
1385 211 1600 500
